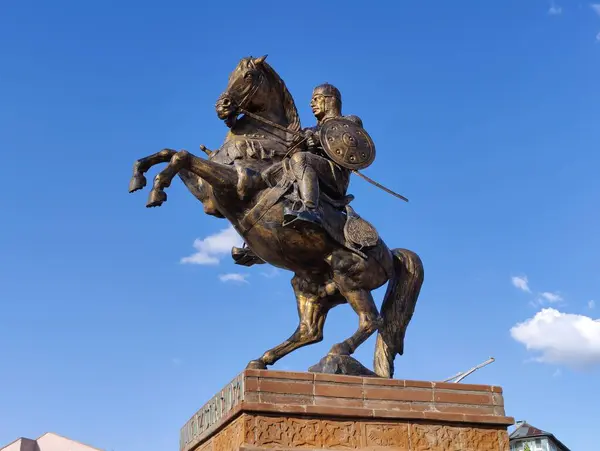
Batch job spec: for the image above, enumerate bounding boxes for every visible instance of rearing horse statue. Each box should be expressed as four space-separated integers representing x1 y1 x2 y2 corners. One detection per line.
128 56 424 378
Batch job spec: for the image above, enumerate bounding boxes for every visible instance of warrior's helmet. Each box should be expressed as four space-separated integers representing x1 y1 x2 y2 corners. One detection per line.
312 83 342 114
312 83 342 102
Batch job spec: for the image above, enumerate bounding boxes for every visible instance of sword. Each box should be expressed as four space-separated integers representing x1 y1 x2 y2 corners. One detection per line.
353 170 409 202
237 107 409 202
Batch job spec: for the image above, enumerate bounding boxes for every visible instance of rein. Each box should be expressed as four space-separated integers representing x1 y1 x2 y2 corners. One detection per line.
238 107 302 138
237 107 308 159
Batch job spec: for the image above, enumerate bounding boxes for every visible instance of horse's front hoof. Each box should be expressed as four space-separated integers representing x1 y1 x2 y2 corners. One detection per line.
146 189 167 207
129 174 147 193
246 359 268 370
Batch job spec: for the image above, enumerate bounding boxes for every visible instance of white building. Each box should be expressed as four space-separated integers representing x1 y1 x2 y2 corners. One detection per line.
509 421 570 451
1 433 102 451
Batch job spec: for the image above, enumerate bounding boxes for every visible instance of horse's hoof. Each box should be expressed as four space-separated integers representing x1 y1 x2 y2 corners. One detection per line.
129 174 147 193
328 342 352 356
246 359 268 370
146 189 167 208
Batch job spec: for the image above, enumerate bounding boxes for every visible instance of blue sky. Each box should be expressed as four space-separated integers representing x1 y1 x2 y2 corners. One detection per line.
1 0 599 449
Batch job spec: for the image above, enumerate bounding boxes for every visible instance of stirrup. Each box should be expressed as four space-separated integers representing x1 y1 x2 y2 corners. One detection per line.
283 204 322 228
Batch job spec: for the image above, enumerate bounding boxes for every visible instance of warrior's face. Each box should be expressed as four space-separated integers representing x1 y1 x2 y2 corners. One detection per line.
310 93 327 121
216 55 267 128
310 84 342 122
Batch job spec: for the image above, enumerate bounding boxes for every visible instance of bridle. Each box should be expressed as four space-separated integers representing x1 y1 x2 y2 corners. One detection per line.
226 66 307 152
231 65 266 114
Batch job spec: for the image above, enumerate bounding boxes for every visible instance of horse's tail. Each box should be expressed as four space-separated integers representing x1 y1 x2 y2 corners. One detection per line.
373 248 424 378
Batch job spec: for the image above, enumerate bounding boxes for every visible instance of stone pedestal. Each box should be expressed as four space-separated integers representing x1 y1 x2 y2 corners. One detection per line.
180 369 514 451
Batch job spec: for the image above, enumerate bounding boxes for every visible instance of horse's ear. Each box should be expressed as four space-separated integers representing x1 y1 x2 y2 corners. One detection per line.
254 55 268 65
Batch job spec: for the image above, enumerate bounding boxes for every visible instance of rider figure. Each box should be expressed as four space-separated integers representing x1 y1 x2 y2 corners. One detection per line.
284 83 363 226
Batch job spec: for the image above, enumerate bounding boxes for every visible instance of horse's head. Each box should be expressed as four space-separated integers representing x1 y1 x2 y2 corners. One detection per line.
216 55 290 129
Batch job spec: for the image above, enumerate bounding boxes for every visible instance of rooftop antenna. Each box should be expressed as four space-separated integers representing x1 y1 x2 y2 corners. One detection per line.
443 357 495 383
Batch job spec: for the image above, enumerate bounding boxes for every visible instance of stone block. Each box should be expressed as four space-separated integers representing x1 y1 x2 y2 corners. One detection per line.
180 370 514 451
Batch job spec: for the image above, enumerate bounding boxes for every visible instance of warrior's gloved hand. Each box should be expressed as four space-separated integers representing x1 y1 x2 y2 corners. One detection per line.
304 129 319 150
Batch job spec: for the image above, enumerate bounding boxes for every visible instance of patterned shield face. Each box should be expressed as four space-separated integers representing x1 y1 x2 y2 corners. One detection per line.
319 118 376 170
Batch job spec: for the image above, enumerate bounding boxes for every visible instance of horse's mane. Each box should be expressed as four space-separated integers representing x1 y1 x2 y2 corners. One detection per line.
259 61 301 133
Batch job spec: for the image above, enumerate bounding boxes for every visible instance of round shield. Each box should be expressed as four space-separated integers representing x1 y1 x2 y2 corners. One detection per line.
320 117 376 170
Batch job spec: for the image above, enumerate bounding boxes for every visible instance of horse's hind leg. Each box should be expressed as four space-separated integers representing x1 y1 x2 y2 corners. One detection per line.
328 252 385 356
247 275 340 369
129 148 177 193
328 287 382 356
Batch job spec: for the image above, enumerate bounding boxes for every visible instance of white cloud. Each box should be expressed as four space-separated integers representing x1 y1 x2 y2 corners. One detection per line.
219 273 249 283
548 4 562 15
589 300 596 309
181 226 243 265
512 276 531 293
510 308 600 368
539 291 563 303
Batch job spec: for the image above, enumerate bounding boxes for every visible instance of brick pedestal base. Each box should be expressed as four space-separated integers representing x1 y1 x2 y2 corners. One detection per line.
180 370 514 451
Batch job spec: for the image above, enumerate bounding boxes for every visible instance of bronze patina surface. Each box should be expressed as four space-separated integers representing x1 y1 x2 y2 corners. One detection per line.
129 56 424 378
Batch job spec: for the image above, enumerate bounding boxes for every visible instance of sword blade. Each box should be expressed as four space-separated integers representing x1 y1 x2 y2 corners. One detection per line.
353 170 409 202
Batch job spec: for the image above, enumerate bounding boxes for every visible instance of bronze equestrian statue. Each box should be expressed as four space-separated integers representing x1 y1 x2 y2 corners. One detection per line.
128 56 424 378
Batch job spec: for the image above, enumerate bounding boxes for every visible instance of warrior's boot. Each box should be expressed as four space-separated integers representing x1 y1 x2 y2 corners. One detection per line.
283 164 323 227
283 206 322 227
231 245 265 267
